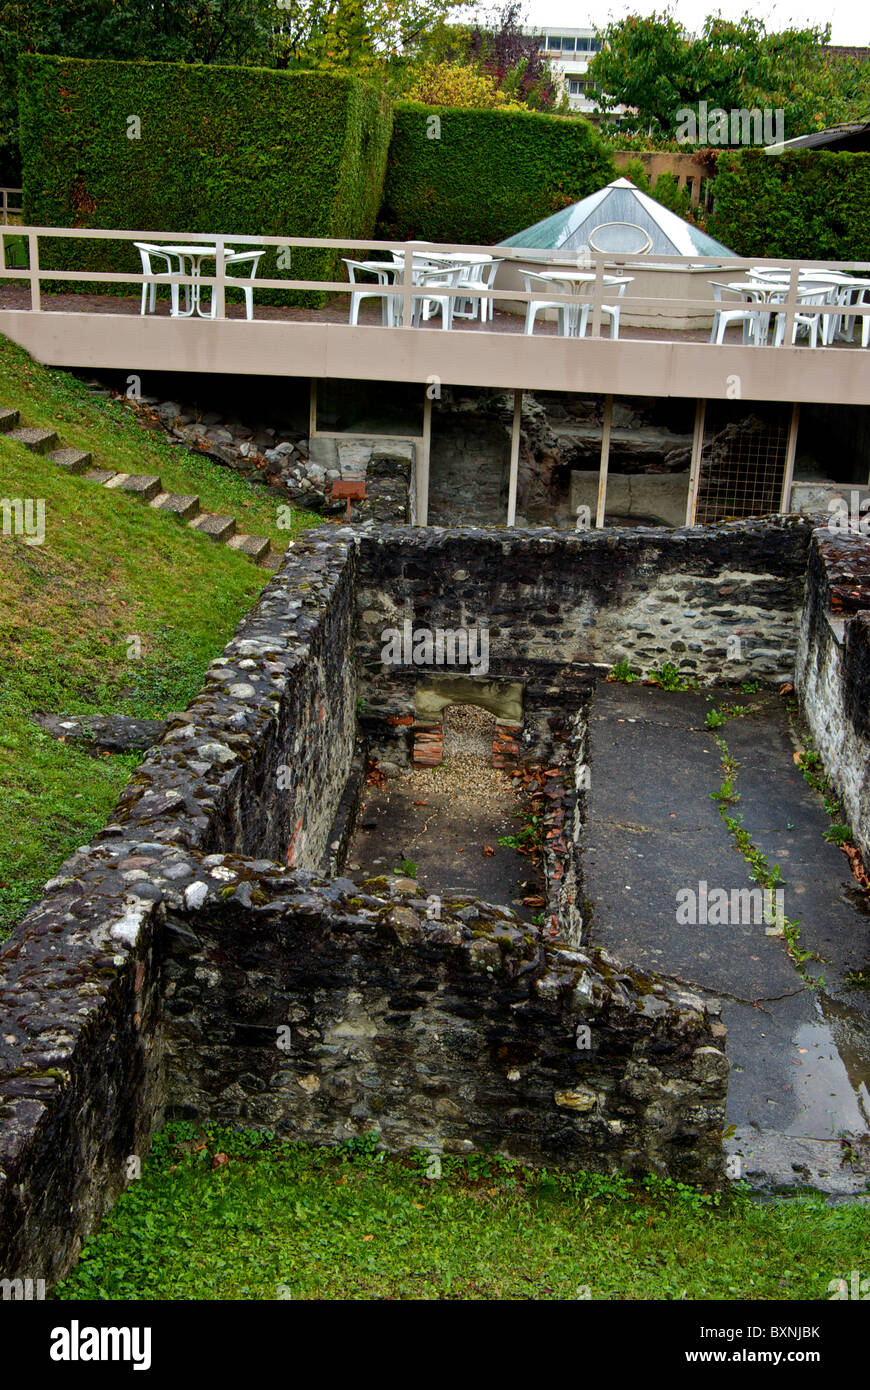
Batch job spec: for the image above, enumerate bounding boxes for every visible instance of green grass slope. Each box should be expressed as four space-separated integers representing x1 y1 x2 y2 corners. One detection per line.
0 338 318 938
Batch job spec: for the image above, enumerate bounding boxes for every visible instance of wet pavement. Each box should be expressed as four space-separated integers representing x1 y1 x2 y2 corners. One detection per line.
584 681 870 1195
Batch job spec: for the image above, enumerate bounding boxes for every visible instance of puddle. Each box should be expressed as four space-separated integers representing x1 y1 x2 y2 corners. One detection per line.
819 994 870 1129
785 1017 869 1138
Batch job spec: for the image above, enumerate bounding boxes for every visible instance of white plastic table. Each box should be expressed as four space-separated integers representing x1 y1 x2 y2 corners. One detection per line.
158 244 238 317
535 270 634 335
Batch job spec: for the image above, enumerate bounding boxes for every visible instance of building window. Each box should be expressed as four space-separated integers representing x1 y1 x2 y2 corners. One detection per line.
561 36 575 51
568 78 588 95
546 36 562 50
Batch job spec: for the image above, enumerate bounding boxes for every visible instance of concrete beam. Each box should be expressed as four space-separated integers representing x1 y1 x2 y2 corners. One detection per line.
3 311 870 405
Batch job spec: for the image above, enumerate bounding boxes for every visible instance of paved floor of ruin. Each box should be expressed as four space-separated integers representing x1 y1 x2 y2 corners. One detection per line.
348 684 869 1193
585 681 870 1195
349 707 543 921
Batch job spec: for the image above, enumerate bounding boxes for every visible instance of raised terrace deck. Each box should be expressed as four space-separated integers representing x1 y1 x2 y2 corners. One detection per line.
2 229 870 405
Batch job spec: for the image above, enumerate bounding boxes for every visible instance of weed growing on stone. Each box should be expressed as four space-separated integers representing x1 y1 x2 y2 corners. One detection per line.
707 717 824 981
646 662 694 691
498 810 543 854
824 824 854 847
784 703 867 884
606 659 637 683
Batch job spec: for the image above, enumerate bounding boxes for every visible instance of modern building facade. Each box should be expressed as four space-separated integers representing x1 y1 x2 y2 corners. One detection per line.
532 27 601 113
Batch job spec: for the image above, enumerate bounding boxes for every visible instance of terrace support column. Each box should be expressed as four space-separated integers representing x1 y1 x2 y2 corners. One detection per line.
685 398 706 527
595 393 614 528
507 389 522 527
779 403 800 513
309 379 318 440
418 388 432 526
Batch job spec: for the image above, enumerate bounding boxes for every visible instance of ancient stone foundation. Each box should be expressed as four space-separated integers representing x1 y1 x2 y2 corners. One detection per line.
4 515 864 1286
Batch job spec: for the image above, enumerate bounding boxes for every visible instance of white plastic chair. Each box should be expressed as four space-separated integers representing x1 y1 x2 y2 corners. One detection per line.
452 257 502 322
522 272 576 335
389 252 450 321
343 258 397 326
587 275 632 339
224 249 264 320
197 249 265 320
772 286 834 348
710 282 767 345
135 241 185 316
411 264 465 329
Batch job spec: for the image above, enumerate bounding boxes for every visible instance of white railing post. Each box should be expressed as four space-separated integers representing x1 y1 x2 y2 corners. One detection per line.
400 246 413 328
782 263 800 348
213 235 226 320
27 230 40 312
590 253 605 338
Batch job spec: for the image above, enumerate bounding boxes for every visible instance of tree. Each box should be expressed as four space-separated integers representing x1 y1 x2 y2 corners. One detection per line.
467 3 562 111
273 0 465 70
408 60 520 107
586 12 870 142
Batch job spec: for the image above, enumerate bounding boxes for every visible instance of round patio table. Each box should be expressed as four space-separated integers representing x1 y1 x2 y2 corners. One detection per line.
157 244 239 317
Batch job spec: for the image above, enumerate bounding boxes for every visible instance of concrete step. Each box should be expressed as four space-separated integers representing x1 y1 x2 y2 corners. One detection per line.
103 473 162 502
151 491 200 521
7 426 59 454
83 468 117 485
227 533 271 563
189 512 236 543
0 408 20 433
50 447 92 474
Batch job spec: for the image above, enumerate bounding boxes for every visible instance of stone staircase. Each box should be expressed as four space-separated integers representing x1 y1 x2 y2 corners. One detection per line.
0 406 280 569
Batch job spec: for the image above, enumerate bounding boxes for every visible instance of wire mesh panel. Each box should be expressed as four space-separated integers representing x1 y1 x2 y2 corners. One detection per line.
694 404 790 524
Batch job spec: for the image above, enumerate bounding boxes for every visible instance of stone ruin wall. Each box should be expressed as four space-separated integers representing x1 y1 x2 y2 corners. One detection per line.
795 531 870 863
6 515 867 1289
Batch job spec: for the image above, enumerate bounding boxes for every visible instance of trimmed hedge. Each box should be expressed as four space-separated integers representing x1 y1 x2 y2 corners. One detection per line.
17 56 393 303
708 149 870 261
377 101 616 244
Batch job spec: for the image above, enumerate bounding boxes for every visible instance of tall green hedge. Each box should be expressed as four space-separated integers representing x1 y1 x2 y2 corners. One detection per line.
377 101 616 244
17 56 393 303
708 149 870 261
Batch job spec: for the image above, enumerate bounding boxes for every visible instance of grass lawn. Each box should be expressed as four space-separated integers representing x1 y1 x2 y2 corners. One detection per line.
54 1124 870 1301
0 339 320 938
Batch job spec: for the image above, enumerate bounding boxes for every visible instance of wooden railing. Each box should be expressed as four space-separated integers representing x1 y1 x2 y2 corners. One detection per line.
1 225 870 350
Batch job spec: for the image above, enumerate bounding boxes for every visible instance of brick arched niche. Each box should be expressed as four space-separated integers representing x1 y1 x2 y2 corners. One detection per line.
413 675 524 768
